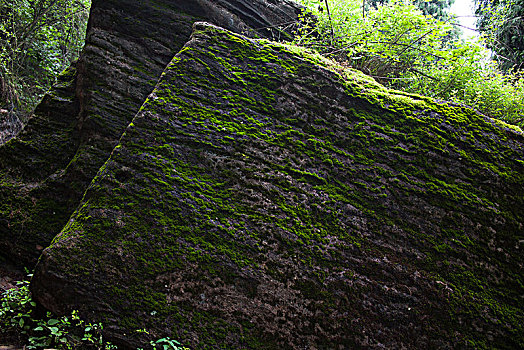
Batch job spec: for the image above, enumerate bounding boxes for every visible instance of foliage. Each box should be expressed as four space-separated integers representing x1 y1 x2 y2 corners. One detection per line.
367 0 456 21
475 0 524 71
148 338 189 350
396 46 524 123
0 277 115 349
0 276 188 349
293 0 524 126
0 0 90 120
412 0 455 19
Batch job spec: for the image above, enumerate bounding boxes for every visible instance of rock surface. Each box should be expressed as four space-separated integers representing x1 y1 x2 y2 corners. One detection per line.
0 0 302 265
0 109 22 145
32 23 524 349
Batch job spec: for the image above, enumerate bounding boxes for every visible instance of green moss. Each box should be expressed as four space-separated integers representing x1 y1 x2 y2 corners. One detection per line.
34 23 524 349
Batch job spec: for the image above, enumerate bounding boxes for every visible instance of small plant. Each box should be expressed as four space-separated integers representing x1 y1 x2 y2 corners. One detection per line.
150 337 190 350
0 276 115 349
0 278 35 339
1 275 189 349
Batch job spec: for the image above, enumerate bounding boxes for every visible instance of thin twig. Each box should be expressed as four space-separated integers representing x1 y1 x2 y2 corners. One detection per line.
326 41 447 61
409 67 439 81
324 0 335 44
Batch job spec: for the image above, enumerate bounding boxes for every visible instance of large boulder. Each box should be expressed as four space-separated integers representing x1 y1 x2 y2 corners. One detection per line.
32 23 524 349
0 0 302 266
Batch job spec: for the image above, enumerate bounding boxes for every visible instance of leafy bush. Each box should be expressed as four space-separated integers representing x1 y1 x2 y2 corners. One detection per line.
0 276 188 349
293 0 524 126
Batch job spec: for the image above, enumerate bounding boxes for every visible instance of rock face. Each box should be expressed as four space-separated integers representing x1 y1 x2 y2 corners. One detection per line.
0 109 23 145
0 0 302 265
32 23 524 349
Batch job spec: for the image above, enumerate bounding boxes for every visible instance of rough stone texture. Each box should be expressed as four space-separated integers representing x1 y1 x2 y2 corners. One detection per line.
0 0 302 266
0 109 23 145
32 23 524 349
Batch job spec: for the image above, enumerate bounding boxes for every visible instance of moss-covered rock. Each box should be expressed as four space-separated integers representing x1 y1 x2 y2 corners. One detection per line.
32 23 524 349
0 0 302 266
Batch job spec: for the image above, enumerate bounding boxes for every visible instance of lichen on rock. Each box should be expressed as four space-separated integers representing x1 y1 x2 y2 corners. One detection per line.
31 22 524 349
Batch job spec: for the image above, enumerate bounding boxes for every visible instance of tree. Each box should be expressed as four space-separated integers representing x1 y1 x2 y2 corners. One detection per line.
367 0 455 21
0 0 90 119
476 0 524 70
412 0 455 19
366 0 459 39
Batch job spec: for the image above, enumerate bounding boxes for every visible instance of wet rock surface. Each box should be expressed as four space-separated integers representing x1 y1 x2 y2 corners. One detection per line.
32 23 523 349
0 0 302 266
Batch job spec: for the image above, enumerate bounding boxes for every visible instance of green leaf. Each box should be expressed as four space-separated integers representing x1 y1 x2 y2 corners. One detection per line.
33 326 44 331
47 318 59 325
18 318 24 327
